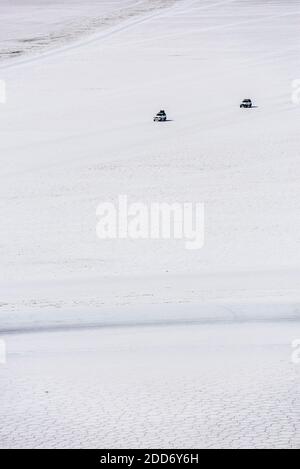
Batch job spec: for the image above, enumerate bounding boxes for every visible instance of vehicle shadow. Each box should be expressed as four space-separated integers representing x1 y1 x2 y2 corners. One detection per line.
153 119 174 122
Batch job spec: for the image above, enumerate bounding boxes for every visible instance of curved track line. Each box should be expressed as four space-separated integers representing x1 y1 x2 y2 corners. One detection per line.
0 1 180 72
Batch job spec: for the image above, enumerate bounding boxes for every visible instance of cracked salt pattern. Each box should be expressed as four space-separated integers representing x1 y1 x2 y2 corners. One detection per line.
1 322 300 449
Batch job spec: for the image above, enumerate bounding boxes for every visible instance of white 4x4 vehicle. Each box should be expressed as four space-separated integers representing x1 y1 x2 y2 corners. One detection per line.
154 110 167 121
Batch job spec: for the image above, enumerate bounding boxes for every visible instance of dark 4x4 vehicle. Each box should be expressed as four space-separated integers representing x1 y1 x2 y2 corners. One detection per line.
240 99 253 109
